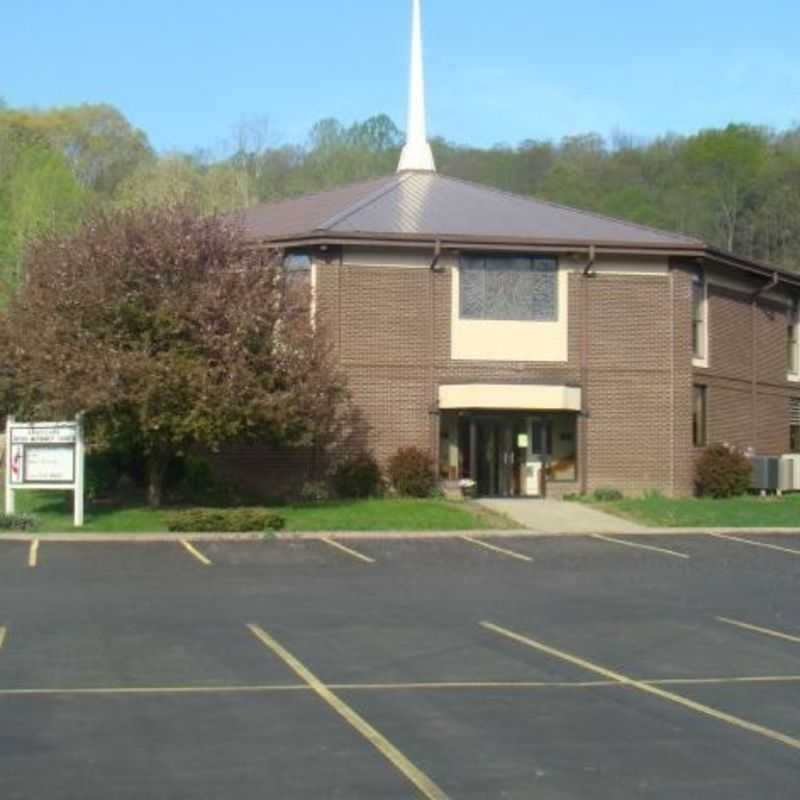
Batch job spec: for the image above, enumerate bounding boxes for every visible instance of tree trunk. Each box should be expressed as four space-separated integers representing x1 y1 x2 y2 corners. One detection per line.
146 454 166 508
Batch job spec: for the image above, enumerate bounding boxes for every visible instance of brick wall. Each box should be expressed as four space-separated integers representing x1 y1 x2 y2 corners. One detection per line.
218 248 795 501
696 278 799 458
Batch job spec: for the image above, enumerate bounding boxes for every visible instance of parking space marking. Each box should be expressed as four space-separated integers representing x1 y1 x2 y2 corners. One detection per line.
459 536 533 563
710 533 800 556
716 616 800 645
28 539 39 568
0 626 6 650
247 623 449 800
320 537 375 564
7 674 800 697
591 534 690 559
180 540 212 566
482 621 800 752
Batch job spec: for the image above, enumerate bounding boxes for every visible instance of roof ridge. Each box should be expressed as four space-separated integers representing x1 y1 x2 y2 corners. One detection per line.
317 173 408 231
433 172 705 246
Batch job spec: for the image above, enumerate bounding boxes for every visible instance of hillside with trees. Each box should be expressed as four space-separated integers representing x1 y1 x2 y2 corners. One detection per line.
3 101 800 289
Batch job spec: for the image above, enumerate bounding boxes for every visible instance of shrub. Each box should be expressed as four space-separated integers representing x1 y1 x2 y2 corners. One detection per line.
0 513 38 532
695 444 752 498
299 481 331 504
388 446 436 498
592 487 624 502
332 452 383 499
165 508 286 533
84 452 123 502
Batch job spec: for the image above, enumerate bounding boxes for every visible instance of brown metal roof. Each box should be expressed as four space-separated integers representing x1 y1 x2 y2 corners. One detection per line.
238 171 704 249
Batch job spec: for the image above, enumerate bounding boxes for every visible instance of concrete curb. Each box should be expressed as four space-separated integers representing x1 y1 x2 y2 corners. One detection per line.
3 527 800 543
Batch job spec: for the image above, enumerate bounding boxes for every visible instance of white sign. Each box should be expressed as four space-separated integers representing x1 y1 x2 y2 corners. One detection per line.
5 417 85 527
24 446 75 483
12 426 76 445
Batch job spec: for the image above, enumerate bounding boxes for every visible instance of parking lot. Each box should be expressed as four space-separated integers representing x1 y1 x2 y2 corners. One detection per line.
2 532 800 798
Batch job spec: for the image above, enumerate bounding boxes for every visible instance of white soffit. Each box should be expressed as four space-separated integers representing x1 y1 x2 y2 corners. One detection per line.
439 385 582 412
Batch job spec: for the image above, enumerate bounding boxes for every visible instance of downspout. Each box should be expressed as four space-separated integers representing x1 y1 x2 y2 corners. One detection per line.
430 241 443 471
749 272 779 450
580 245 596 495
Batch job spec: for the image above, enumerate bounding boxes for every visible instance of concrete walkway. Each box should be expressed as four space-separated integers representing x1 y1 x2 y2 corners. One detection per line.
478 498 644 534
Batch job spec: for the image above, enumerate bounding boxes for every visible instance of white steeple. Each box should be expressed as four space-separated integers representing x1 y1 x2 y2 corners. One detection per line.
397 0 436 173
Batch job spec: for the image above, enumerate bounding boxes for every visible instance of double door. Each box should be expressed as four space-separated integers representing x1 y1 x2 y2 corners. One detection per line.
472 417 550 497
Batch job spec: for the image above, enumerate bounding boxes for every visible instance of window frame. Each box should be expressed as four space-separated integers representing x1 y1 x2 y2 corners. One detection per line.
788 299 800 379
693 385 708 448
458 254 560 323
791 399 800 453
692 270 709 366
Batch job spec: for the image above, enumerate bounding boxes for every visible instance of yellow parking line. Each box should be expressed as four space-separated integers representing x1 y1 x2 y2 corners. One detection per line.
332 680 613 690
459 536 533 563
180 540 212 566
5 674 800 697
482 621 800 752
247 624 449 800
710 533 800 556
0 626 6 650
320 537 375 564
591 534 690 559
28 539 39 568
716 616 800 644
651 675 800 686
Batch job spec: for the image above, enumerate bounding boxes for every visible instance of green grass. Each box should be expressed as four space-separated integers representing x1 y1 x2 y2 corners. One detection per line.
602 493 800 528
6 492 513 533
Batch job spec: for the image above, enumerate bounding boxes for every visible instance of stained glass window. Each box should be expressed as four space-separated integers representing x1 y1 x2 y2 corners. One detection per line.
460 256 558 321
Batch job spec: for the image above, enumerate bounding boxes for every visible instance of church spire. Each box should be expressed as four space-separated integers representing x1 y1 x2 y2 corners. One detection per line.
397 0 436 172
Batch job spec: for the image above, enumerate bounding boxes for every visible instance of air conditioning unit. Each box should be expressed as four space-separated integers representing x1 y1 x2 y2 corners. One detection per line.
751 457 780 491
780 455 800 492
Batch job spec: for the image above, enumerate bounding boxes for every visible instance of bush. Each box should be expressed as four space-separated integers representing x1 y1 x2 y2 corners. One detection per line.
299 481 331 504
332 452 383 499
84 452 124 502
695 444 752 498
388 446 436 498
592 487 624 502
0 513 38 532
165 508 286 533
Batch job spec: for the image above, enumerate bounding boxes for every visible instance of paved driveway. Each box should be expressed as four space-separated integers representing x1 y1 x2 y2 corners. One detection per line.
2 533 800 798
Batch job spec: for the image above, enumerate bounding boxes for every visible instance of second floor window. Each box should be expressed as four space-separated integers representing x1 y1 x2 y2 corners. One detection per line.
692 270 707 361
460 256 558 322
788 301 799 376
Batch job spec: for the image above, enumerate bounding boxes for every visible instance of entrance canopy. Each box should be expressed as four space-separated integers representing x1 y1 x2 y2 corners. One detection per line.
438 384 582 412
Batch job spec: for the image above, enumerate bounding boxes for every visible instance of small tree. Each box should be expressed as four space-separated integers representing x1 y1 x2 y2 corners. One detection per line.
0 203 347 506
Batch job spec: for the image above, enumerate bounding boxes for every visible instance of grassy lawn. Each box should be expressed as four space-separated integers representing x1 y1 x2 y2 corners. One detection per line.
601 493 800 528
6 491 514 533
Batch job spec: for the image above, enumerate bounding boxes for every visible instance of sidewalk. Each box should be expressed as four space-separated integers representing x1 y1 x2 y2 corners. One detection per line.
478 498 644 534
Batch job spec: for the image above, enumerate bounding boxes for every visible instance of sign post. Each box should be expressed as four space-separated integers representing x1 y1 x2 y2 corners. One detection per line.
5 415 85 527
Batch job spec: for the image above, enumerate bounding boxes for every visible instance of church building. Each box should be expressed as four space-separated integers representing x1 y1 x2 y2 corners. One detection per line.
221 0 800 499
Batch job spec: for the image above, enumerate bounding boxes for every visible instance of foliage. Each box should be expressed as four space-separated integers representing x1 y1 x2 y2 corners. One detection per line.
387 446 436 498
298 480 331 504
165 508 286 533
695 444 753 499
592 487 624 502
0 203 347 507
84 452 124 501
0 512 38 531
332 452 383 499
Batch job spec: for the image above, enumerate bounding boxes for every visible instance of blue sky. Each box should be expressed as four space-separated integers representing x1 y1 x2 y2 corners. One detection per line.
3 0 799 154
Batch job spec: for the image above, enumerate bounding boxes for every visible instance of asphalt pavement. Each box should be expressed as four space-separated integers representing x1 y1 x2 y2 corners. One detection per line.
1 533 800 798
